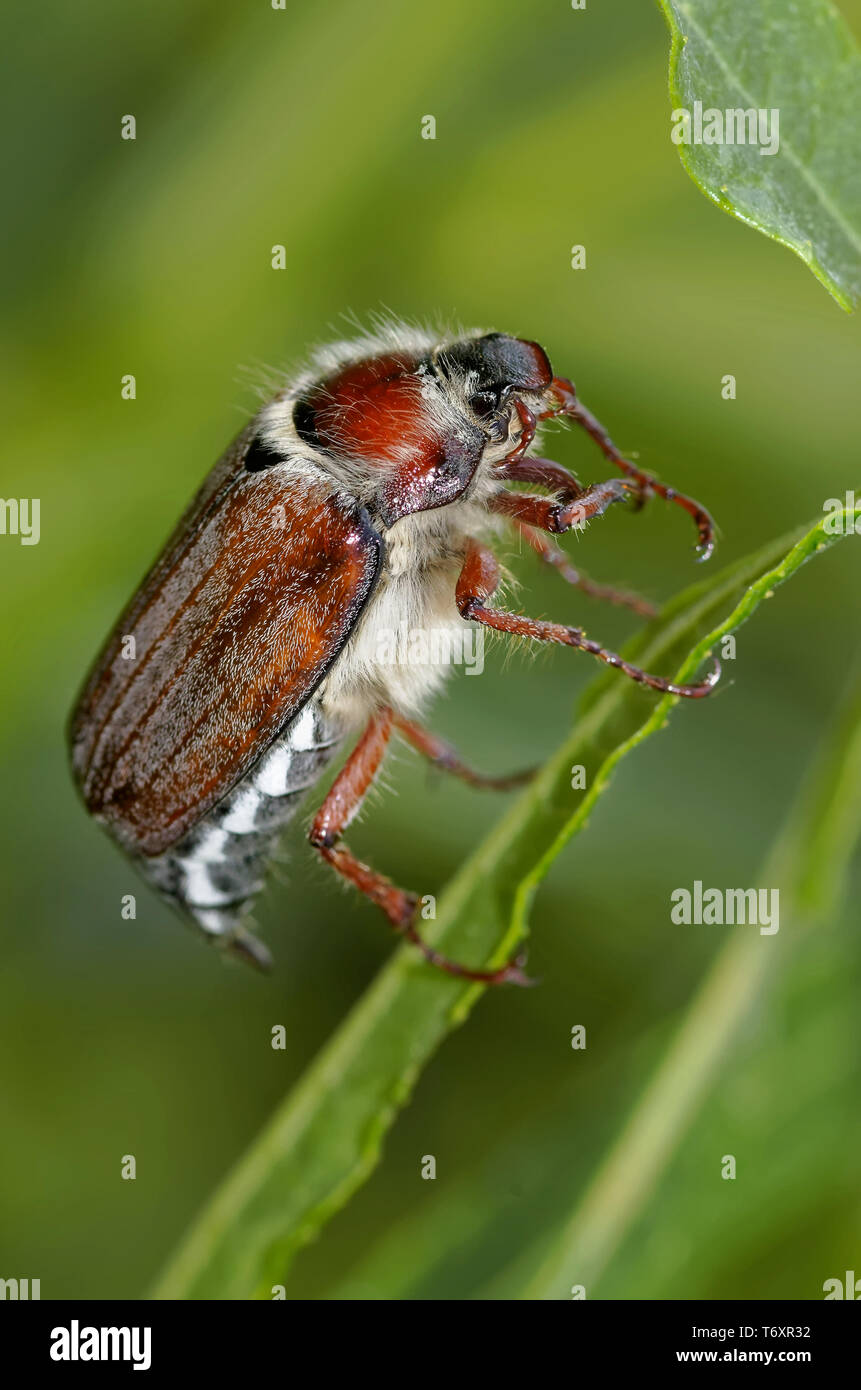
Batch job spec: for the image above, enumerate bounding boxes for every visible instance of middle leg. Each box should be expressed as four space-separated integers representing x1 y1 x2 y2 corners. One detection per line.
392 713 535 790
455 539 719 699
513 520 658 620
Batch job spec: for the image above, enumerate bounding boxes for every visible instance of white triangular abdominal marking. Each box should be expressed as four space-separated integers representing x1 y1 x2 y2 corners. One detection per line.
140 701 343 960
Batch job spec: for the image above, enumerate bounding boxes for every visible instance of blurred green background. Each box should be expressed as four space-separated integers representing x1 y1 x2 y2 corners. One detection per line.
1 0 860 1300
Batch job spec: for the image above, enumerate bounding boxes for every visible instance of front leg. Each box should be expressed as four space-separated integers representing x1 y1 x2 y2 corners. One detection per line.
495 453 585 498
490 478 635 534
548 377 716 560
493 454 657 618
455 540 719 699
309 708 530 985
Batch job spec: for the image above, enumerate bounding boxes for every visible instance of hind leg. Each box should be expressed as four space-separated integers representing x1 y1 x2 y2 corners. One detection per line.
309 708 531 985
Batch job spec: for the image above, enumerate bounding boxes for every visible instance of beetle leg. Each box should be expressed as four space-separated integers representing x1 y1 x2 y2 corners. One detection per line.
392 713 535 789
492 455 657 617
494 453 584 496
539 377 716 560
513 520 658 620
501 397 538 464
490 479 637 534
309 708 532 985
456 539 719 698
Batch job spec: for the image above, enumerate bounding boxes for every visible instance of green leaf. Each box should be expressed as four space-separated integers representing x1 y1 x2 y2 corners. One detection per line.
152 507 859 1300
521 658 861 1301
659 0 861 311
326 655 861 1304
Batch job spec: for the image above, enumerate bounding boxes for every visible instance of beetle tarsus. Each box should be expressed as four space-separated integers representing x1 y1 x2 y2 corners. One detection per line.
545 375 716 562
400 923 535 987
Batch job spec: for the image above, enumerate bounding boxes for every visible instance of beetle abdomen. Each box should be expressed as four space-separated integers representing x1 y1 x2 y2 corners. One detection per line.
138 701 342 970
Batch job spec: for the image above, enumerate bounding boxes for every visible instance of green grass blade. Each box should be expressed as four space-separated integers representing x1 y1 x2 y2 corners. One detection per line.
152 507 859 1299
522 663 861 1300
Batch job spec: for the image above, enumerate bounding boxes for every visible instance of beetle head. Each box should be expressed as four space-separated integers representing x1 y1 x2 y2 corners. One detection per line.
293 350 488 528
292 333 557 530
433 333 554 439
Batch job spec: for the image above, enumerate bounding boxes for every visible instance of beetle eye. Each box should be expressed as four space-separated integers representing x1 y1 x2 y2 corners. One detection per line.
469 389 498 420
